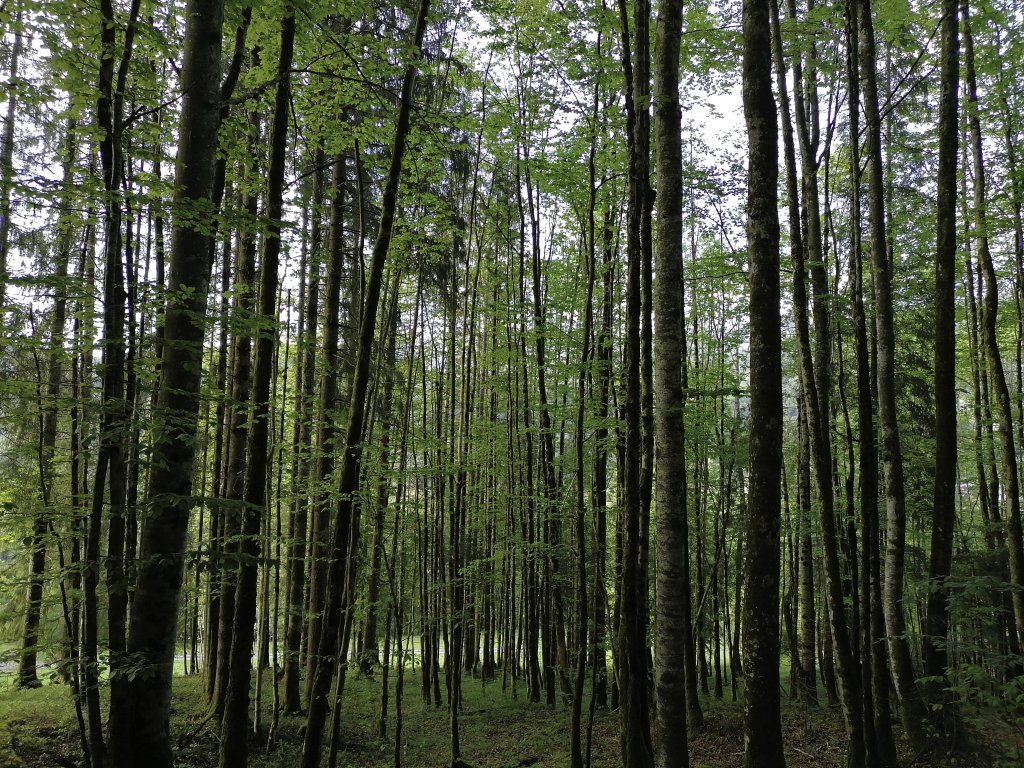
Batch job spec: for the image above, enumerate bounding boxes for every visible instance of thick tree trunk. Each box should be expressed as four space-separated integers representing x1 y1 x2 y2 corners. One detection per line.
652 0 691 764
106 1 225 763
740 0 785 762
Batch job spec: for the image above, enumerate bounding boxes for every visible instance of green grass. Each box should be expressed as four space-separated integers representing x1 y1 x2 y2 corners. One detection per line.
0 663 1011 767
175 671 627 768
0 664 838 768
0 682 80 768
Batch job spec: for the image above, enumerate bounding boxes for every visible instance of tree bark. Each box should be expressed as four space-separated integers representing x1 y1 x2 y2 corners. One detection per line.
285 151 324 713
923 0 959 689
305 149 347 704
857 0 929 744
616 0 655 762
767 0 816 706
18 123 76 690
106 1 225 763
0 8 22 324
211 132 259 716
652 0 691 764
963 0 1024 648
740 0 785 761
219 10 294 767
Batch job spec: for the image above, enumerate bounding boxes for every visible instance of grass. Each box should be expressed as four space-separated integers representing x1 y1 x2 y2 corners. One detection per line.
0 663 1012 767
0 682 80 768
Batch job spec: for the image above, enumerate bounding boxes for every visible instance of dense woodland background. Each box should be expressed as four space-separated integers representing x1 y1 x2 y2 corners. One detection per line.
0 0 1022 765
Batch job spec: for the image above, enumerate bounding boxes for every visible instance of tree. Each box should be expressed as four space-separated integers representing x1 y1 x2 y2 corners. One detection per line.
923 0 959 693
740 0 785 761
845 3 897 760
106 1 225 762
963 0 1024 649
0 6 22 325
301 2 431 764
652 0 691 764
857 0 929 744
773 0 866 757
219 8 295 767
617 0 655 762
17 120 76 691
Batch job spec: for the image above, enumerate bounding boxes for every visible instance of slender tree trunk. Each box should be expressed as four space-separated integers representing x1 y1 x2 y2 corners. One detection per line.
774 0 869 760
212 148 259 716
219 11 294 767
857 0 929 744
963 0 1024 648
285 152 324 712
845 9 898 763
571 63 602 768
301 4 430 765
923 0 959 694
89 4 141 764
18 123 76 689
617 0 655 762
0 8 22 323
592 205 614 712
305 148 348 703
768 1 817 706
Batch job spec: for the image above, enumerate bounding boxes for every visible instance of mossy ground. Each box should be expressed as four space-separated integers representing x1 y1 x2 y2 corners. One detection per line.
0 665 1014 767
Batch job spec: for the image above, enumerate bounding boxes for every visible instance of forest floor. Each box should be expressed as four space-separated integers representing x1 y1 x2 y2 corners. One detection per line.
0 665 1018 768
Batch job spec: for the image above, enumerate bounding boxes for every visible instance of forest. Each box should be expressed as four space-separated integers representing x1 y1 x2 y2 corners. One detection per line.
0 0 1021 765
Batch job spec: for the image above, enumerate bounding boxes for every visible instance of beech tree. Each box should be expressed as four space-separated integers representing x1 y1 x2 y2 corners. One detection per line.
740 0 785 762
652 0 692 764
105 1 225 763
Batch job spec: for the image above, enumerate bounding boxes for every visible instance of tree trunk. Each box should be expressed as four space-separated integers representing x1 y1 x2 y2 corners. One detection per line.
923 0 959 693
300 4 430 765
0 8 22 323
767 2 817 706
740 0 785 761
845 8 898 762
652 0 691 763
285 151 325 713
963 0 1024 648
857 0 929 744
219 11 294 767
305 149 348 704
212 144 259 716
592 205 614 712
774 0 868 760
106 1 225 763
617 0 655 762
18 122 76 690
